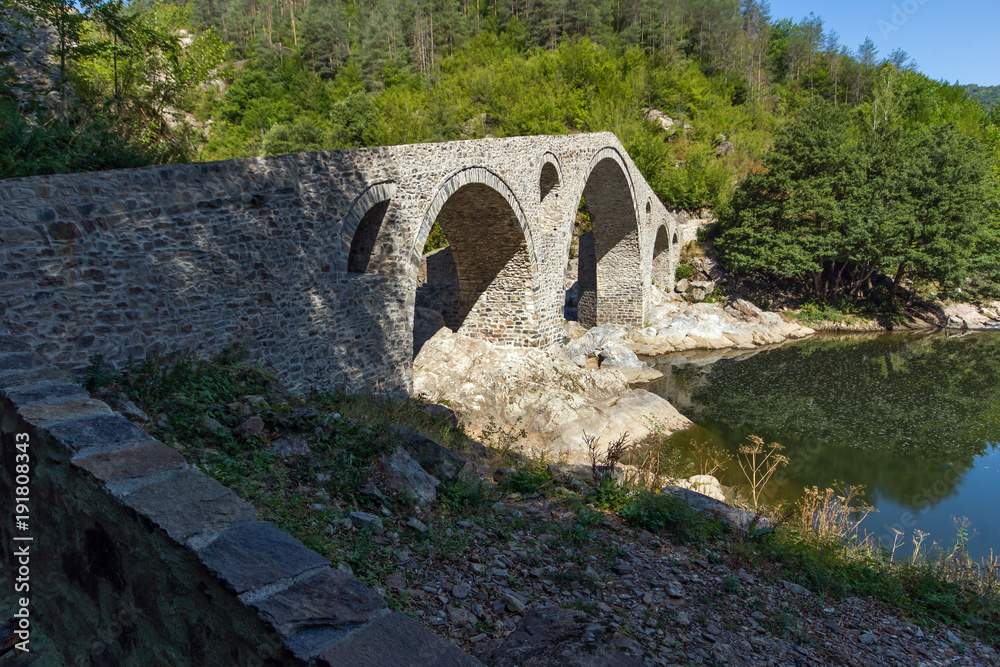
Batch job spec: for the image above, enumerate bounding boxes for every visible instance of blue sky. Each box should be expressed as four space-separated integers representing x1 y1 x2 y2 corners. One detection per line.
766 0 1000 85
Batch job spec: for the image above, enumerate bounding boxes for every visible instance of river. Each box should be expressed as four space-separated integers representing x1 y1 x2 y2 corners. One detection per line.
649 330 1000 560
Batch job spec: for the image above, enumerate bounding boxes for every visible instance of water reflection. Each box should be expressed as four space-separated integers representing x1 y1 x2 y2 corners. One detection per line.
650 331 1000 558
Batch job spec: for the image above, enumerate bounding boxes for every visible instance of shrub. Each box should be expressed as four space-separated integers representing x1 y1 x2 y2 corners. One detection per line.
619 490 724 545
502 467 552 494
590 476 632 511
675 262 695 281
438 474 498 515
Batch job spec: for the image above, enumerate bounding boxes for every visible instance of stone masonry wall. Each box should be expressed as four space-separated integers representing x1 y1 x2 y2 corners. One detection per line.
0 133 680 394
0 335 481 666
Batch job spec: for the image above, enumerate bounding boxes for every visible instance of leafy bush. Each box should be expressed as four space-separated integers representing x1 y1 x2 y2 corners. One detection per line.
438 474 498 515
502 467 552 494
0 102 160 180
589 476 632 511
619 491 724 545
558 506 600 546
675 262 694 281
262 117 329 155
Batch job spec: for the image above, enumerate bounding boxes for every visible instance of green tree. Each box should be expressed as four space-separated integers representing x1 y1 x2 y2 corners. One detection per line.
300 0 350 79
718 96 997 305
262 116 328 154
717 98 865 298
329 91 377 147
877 125 997 302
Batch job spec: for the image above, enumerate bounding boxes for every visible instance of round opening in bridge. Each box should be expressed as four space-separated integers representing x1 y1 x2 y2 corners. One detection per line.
347 199 391 274
646 200 652 216
415 181 537 356
652 225 671 287
540 162 559 202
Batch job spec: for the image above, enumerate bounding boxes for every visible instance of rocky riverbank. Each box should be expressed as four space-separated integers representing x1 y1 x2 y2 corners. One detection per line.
413 283 821 464
623 289 815 357
60 347 1000 667
365 489 998 667
413 322 691 464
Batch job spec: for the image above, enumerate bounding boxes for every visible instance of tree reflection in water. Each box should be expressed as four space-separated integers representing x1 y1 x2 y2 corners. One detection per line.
651 331 1000 557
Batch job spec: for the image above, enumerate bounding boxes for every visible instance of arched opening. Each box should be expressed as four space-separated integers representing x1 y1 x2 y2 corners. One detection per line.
348 200 391 274
652 225 671 288
343 182 396 275
540 162 559 202
573 156 643 328
414 179 538 356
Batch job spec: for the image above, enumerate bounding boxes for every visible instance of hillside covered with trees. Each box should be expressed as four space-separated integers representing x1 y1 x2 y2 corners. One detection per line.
966 84 1000 110
3 0 999 306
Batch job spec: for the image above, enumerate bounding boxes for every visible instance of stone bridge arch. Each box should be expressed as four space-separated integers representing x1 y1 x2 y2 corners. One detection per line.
342 181 397 275
538 152 562 204
651 222 672 289
0 132 678 396
574 147 645 328
411 167 542 349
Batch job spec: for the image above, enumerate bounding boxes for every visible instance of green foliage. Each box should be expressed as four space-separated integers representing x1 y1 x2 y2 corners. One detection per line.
619 490 725 545
965 84 1000 111
79 354 115 392
299 0 349 80
501 466 553 495
752 525 1000 646
717 95 998 304
675 261 694 281
329 91 377 148
589 476 632 511
0 101 161 179
721 573 740 594
560 506 600 546
262 117 327 155
792 302 866 325
437 474 498 516
422 221 449 254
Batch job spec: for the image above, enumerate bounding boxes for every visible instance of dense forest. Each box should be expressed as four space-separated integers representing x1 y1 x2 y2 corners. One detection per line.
3 0 999 305
966 84 1000 110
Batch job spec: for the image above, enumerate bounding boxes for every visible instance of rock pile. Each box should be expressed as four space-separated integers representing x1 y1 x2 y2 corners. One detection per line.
562 324 661 381
413 326 691 464
672 213 716 249
942 302 1000 329
628 289 814 356
642 107 692 135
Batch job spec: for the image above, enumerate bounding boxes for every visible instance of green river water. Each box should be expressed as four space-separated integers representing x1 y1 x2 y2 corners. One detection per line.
649 330 1000 560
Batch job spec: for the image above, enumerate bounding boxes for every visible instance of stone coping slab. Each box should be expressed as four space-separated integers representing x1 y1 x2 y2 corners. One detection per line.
198 521 330 595
318 612 484 667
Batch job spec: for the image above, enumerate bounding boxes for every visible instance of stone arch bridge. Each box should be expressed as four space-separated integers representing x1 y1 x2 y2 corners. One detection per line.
0 133 681 393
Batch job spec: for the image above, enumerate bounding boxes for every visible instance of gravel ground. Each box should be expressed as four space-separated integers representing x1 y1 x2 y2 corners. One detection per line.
353 493 999 667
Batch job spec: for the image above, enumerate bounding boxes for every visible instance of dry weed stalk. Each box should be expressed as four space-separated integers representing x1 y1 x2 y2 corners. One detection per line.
797 483 875 544
623 443 666 490
912 519 1000 598
737 435 789 508
585 431 631 484
689 439 732 477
